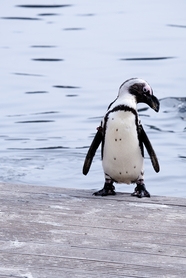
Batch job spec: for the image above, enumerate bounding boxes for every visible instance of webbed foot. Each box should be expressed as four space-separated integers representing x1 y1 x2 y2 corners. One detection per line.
93 182 116 196
131 183 150 198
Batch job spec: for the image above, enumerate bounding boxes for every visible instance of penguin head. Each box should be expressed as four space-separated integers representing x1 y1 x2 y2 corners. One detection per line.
118 78 160 112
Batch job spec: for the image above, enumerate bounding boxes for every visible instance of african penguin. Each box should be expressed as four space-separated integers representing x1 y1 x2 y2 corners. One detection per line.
83 78 160 198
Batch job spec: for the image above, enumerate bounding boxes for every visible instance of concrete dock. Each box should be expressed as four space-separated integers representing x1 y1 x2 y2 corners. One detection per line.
0 183 186 278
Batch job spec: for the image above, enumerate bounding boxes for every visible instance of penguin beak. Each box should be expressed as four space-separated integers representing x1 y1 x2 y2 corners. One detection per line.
143 94 160 112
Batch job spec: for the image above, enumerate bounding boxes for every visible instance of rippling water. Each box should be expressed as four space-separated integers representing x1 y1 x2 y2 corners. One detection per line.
0 0 186 197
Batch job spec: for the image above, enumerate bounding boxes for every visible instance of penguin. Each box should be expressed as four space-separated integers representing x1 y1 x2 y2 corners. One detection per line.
83 78 160 198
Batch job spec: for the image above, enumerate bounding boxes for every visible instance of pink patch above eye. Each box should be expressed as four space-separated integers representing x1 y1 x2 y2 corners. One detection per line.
144 85 152 95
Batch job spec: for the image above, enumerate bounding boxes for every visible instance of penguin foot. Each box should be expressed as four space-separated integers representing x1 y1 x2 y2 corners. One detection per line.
131 183 150 198
93 182 116 196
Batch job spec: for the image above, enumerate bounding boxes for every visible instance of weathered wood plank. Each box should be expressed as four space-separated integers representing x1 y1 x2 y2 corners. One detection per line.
0 183 186 278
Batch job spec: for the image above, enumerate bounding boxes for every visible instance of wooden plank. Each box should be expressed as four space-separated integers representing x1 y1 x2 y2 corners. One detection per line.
0 182 186 277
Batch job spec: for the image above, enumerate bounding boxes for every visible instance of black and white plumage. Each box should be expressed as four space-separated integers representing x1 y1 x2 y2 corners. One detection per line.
83 78 160 198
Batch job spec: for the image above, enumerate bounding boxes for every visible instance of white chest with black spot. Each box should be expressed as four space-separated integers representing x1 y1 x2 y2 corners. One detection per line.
102 110 143 184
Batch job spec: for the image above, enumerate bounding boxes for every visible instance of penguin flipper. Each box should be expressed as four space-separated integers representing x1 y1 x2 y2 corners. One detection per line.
139 125 160 173
82 127 103 175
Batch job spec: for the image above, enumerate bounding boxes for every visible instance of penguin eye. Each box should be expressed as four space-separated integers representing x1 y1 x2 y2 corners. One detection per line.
143 87 148 93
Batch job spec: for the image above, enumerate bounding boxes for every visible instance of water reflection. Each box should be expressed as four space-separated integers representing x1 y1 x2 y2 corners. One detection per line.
14 73 44 77
63 28 85 31
25 91 48 94
167 24 186 28
32 58 63 62
31 45 56 48
121 57 175 61
53 85 80 89
1 16 41 20
16 4 72 8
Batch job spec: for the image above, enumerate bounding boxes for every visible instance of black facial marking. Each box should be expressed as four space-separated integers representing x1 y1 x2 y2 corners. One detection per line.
128 83 157 109
129 82 147 96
